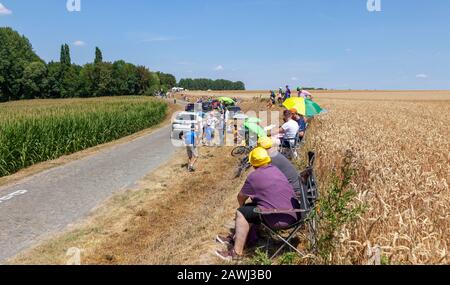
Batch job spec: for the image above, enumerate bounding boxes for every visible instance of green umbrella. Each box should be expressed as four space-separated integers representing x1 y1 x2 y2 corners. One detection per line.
217 97 235 104
245 117 262 124
304 99 324 117
283 97 324 117
243 122 267 138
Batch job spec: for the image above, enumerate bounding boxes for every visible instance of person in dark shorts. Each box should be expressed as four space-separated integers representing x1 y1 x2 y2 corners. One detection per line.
179 124 199 172
215 147 300 261
257 137 309 220
267 90 276 109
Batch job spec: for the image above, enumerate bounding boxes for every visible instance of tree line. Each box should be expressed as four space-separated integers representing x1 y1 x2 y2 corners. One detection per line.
0 27 177 102
178 78 245 91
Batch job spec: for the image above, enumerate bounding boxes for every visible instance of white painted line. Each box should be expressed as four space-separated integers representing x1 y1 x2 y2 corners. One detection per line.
0 190 28 205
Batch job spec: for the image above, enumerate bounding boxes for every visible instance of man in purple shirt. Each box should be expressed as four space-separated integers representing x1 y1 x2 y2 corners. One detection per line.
285 85 291 100
215 147 300 261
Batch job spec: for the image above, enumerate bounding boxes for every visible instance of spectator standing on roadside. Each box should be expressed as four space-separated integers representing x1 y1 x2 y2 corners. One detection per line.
285 85 291 100
267 90 276 109
298 87 313 100
277 88 283 105
180 124 199 172
205 111 218 146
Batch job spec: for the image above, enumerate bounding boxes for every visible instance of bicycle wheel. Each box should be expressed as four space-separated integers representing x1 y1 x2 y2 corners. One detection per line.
231 146 249 157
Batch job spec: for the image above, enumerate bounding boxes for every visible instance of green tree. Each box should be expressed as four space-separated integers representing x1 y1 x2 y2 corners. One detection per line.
60 44 71 67
61 65 82 98
156 72 176 89
0 27 43 100
80 62 114 97
0 27 178 101
111 60 139 95
20 61 48 99
177 78 245 91
136 66 159 95
46 61 63 98
94 47 103 64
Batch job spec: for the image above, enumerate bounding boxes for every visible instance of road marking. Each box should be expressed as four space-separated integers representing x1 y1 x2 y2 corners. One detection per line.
0 190 28 205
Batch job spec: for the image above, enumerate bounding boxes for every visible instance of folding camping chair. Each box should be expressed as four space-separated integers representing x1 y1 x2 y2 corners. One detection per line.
254 152 319 260
279 135 300 160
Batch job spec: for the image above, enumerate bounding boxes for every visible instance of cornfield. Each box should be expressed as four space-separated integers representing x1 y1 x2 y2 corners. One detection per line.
0 97 168 177
307 93 449 264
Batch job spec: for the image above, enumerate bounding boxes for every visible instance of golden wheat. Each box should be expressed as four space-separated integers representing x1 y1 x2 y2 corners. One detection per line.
308 94 450 264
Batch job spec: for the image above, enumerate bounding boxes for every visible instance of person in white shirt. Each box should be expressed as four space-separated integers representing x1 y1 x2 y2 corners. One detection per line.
279 110 299 148
217 108 229 146
205 111 218 146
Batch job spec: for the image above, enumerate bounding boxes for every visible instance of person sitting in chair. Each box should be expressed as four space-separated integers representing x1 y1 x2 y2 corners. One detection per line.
257 137 302 194
279 110 300 149
290 108 306 140
215 147 300 261
258 137 308 220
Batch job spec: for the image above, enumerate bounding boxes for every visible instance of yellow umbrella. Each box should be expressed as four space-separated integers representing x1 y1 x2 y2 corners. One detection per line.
282 97 307 116
283 98 324 117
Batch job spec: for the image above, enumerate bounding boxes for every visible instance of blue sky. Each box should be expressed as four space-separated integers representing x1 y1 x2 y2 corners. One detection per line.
1 0 449 90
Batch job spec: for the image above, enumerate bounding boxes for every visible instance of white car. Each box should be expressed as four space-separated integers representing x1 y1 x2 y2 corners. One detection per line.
171 112 203 139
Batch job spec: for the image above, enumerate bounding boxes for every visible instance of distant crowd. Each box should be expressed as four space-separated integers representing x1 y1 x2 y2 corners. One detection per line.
268 85 314 108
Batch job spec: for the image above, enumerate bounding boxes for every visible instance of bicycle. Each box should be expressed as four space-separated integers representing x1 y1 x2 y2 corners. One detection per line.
231 145 253 157
231 145 254 178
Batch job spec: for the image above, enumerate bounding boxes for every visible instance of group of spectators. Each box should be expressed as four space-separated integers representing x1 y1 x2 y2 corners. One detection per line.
177 93 313 260
268 85 314 108
215 136 306 261
180 106 231 172
279 109 307 151
215 107 310 261
181 94 239 105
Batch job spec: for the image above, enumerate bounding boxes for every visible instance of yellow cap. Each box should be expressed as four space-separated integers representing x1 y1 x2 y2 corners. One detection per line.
258 137 273 150
249 147 272 168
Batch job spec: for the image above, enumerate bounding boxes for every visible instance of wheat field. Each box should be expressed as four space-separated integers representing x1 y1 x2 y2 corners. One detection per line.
307 92 450 264
179 90 449 264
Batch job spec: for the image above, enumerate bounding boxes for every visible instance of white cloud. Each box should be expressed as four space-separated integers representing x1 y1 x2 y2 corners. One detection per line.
416 74 428 79
214 65 224 71
291 77 299 81
0 3 12 15
73 40 86 47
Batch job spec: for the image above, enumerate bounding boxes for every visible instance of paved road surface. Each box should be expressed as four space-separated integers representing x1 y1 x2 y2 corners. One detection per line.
0 125 176 262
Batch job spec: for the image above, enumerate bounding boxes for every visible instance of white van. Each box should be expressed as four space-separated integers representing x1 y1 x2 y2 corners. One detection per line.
171 112 203 139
